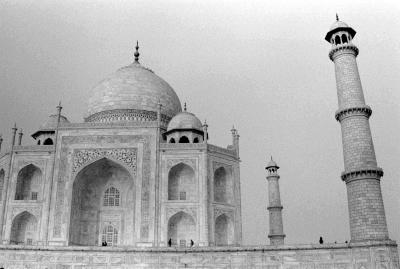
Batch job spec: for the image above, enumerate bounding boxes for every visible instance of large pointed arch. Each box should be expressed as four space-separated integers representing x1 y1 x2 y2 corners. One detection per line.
214 213 234 246
69 157 134 246
10 211 37 245
168 163 196 201
167 211 196 247
15 164 42 200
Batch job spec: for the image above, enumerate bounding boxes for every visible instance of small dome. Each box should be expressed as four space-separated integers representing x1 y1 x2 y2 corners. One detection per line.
167 111 203 132
329 20 349 31
266 157 279 168
86 62 182 121
32 114 70 139
40 114 70 130
325 18 356 42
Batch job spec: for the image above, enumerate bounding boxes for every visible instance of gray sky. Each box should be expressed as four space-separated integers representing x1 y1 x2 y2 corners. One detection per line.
0 0 399 245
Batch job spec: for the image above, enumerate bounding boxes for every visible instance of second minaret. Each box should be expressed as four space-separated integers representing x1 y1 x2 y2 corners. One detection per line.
266 157 285 245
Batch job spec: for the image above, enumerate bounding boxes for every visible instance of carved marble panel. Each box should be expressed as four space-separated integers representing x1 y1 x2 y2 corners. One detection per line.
72 148 137 174
165 206 197 221
167 159 196 170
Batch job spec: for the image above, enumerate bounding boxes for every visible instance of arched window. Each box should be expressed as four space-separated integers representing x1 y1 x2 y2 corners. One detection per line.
43 138 53 145
335 35 341 45
103 187 120 206
0 169 4 201
179 136 190 143
101 225 118 246
169 138 176 143
342 34 348 44
15 164 42 200
193 137 199 143
37 140 41 145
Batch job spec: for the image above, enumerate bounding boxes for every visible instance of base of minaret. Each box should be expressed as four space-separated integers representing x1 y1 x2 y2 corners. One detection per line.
268 234 286 246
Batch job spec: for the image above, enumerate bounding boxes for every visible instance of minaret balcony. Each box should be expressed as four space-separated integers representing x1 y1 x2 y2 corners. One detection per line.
329 43 359 61
335 105 372 122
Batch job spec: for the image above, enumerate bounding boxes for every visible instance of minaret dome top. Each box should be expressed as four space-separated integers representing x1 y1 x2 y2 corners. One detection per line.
325 16 356 42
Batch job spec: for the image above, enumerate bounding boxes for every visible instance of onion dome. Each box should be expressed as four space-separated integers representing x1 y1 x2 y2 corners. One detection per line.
325 15 356 42
85 42 182 123
31 114 69 139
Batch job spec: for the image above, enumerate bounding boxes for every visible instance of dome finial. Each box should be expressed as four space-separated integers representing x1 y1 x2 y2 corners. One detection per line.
184 102 187 112
336 13 339 21
134 41 140 63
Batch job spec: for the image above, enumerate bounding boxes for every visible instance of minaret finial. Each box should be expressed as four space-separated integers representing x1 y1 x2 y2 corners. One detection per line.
134 41 140 63
336 13 339 21
184 102 187 112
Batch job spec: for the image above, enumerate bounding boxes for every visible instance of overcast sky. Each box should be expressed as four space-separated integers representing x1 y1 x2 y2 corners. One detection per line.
0 0 399 245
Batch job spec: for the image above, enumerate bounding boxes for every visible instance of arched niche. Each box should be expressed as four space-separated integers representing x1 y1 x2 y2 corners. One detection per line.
15 164 42 200
342 34 348 44
179 136 190 143
215 214 234 246
167 211 196 246
0 169 4 201
335 35 341 45
169 138 176 143
69 158 134 246
168 163 196 201
213 167 233 204
43 138 54 145
10 211 37 245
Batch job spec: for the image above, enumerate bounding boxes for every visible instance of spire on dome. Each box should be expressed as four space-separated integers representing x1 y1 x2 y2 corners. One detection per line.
266 156 279 169
134 41 140 63
184 102 187 112
336 13 339 21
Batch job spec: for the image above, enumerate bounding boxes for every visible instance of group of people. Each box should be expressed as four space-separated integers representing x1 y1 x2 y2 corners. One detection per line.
168 238 194 247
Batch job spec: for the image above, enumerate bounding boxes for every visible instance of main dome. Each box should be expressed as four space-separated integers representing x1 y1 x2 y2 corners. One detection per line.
86 61 182 122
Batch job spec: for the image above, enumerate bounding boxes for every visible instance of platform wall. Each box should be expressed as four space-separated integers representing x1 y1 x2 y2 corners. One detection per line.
0 241 398 269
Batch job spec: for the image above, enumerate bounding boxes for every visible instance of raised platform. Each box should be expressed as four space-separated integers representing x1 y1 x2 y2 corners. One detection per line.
0 240 398 268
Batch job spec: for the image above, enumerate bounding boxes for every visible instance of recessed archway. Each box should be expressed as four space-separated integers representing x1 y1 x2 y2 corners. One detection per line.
167 212 196 246
168 163 195 201
215 214 234 246
69 158 134 246
214 167 233 204
10 211 37 245
15 164 42 200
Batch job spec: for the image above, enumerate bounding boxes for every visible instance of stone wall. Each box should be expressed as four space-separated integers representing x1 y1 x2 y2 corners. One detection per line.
0 241 397 268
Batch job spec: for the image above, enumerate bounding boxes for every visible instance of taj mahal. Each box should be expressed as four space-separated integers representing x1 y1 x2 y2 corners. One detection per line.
0 17 398 268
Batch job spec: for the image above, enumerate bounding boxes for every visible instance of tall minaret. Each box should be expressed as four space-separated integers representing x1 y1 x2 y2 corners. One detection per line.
266 157 285 245
326 16 389 242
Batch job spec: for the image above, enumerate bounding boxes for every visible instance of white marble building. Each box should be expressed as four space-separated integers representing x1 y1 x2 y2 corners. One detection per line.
0 44 242 248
